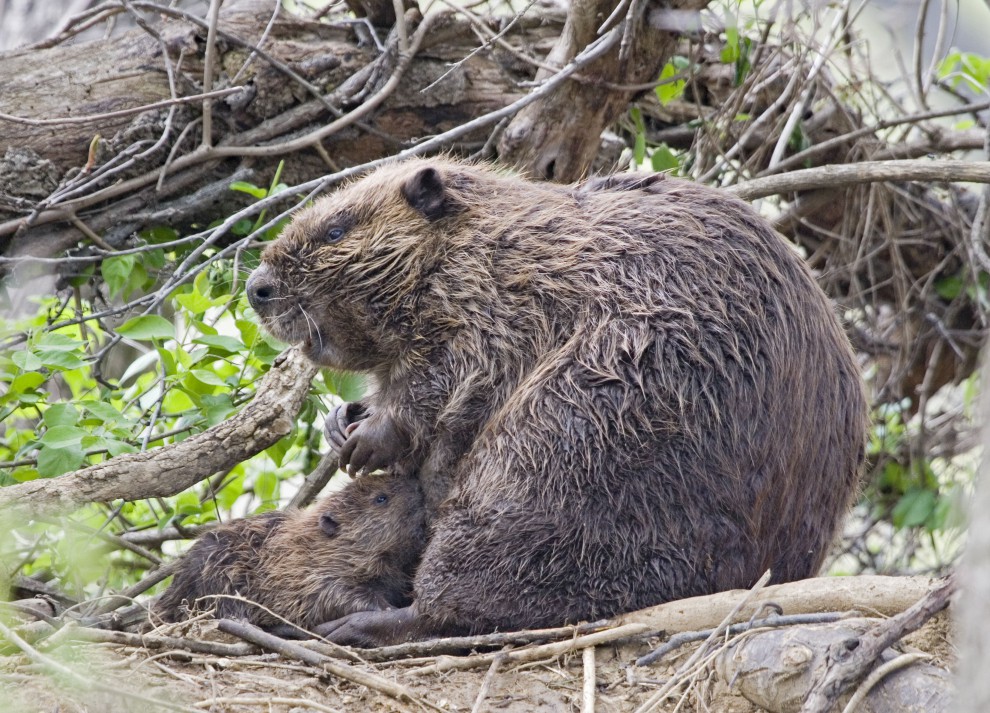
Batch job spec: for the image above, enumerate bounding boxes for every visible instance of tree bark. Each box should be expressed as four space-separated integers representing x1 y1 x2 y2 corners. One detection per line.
498 0 710 181
0 0 561 258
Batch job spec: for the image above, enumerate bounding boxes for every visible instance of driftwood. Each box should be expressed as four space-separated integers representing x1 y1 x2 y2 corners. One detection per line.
716 620 951 713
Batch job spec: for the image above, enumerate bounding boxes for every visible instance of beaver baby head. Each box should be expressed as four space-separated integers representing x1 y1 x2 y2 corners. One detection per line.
156 471 426 630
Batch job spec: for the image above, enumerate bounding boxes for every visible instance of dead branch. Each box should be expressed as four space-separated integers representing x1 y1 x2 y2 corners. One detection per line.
799 575 955 713
617 575 938 634
730 159 990 201
217 618 441 711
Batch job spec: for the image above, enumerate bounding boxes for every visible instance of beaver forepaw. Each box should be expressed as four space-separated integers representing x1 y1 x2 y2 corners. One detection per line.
315 606 418 648
338 412 409 476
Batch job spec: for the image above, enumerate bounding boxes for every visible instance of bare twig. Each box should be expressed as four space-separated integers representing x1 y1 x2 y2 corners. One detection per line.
411 622 653 675
471 655 505 713
0 618 198 713
216 619 443 712
200 0 224 149
636 611 852 667
633 570 772 713
582 646 596 713
840 652 932 713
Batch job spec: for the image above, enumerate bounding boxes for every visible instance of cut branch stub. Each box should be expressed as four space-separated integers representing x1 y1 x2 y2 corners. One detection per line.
498 0 711 182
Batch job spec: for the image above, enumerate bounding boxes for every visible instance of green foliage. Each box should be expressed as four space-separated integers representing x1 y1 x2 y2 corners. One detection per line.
655 57 688 106
628 106 684 174
865 400 967 537
0 172 357 599
938 49 990 93
721 25 754 86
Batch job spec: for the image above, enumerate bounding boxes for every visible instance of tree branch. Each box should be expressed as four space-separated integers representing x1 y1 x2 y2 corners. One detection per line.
0 348 318 520
730 159 990 201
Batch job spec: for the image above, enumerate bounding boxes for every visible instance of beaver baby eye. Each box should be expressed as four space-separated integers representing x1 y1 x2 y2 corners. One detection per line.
374 494 388 505
326 227 345 243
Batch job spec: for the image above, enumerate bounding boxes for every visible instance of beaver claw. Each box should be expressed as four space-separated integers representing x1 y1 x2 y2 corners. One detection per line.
338 412 409 476
324 401 368 457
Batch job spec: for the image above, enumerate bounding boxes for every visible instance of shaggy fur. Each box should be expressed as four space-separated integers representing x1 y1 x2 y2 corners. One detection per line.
247 159 868 643
156 472 426 630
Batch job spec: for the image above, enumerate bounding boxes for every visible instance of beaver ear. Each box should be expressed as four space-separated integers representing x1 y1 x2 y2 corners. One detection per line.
401 167 448 221
319 513 339 538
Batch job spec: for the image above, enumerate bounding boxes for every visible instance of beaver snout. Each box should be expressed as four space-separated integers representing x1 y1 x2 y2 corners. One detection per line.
246 264 277 314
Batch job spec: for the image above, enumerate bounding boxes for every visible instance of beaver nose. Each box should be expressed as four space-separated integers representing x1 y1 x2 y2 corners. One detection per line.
246 265 275 311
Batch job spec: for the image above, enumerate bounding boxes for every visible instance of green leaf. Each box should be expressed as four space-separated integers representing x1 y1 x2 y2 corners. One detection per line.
12 350 42 371
651 144 679 172
37 445 86 477
80 400 123 423
892 489 937 529
230 181 268 200
190 369 227 387
37 350 88 371
324 371 366 402
117 315 175 341
140 226 179 244
193 335 244 353
254 470 278 503
174 290 217 314
102 254 138 299
935 274 963 300
8 372 47 394
43 404 79 429
39 425 89 449
655 60 686 105
35 333 83 351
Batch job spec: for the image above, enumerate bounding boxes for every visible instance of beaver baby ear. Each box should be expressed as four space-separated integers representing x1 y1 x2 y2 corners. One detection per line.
320 513 340 538
401 166 450 222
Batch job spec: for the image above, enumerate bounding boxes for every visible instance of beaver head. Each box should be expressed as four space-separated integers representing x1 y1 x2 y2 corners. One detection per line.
246 161 470 371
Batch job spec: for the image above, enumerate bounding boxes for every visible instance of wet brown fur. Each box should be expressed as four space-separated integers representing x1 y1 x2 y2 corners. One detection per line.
248 159 868 640
156 472 426 630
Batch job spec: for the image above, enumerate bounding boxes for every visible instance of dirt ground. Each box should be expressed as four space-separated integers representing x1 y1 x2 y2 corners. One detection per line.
0 608 954 713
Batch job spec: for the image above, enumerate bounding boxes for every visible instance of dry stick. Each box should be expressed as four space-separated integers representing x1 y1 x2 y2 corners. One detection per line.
314 620 613 662
194 698 343 712
582 646 596 713
288 451 343 509
839 652 932 713
216 619 443 713
200 0 224 149
0 88 243 126
757 99 990 177
59 624 256 658
636 611 850 667
411 622 653 675
470 654 505 713
0 618 198 713
730 159 990 202
799 575 955 713
633 570 772 713
89 561 178 616
194 697 343 712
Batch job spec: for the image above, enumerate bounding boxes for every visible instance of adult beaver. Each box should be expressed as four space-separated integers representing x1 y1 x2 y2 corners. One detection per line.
246 160 868 645
156 471 426 632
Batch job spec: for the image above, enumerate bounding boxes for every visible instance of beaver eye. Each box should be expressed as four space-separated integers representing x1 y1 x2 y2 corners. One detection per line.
374 494 388 505
325 227 346 243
